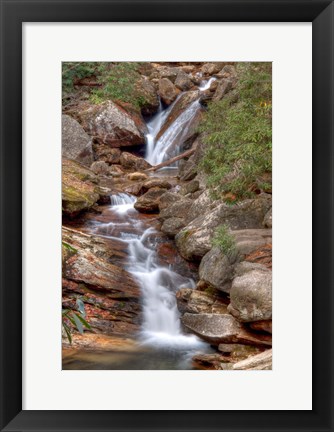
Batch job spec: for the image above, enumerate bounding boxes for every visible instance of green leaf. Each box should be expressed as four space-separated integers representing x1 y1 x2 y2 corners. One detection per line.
63 323 72 344
76 313 91 330
72 313 84 334
76 298 86 317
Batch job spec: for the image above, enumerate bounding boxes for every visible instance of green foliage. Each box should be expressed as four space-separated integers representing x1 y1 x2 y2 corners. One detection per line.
62 62 97 98
90 62 146 108
199 62 272 200
212 225 237 258
62 298 91 344
62 241 78 254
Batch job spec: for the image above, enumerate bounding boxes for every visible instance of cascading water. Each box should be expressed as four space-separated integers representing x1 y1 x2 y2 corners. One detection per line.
87 192 207 367
145 78 217 166
146 99 201 165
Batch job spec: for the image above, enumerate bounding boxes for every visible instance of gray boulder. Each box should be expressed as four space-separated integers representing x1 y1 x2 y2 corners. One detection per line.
161 217 186 238
175 197 271 261
199 247 234 293
181 313 272 346
78 100 147 148
158 192 182 211
134 187 168 213
62 114 93 166
159 198 193 221
228 269 272 322
175 71 193 91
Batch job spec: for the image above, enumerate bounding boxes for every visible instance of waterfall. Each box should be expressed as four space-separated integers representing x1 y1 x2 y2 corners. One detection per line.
146 100 201 166
199 76 216 91
145 78 216 166
93 192 206 349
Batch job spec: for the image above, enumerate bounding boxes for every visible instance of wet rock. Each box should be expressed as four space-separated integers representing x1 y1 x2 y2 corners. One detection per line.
182 313 272 346
228 269 272 322
119 152 151 171
62 227 141 338
62 115 93 166
199 247 234 293
93 144 121 165
250 320 272 334
78 100 147 148
158 78 179 105
176 288 228 315
141 178 173 193
127 172 148 181
161 217 186 238
90 161 111 176
175 71 193 91
62 159 101 216
232 349 272 370
158 191 182 211
263 207 272 228
134 187 168 213
159 198 193 221
180 180 199 195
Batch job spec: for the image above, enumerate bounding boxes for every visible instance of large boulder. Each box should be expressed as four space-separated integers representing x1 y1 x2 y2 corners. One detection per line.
175 197 271 261
228 269 272 322
232 349 272 370
62 158 101 216
181 313 272 347
62 115 93 166
119 152 151 171
134 187 168 213
158 78 179 105
161 217 186 238
78 100 147 148
159 198 193 221
158 191 182 211
199 247 234 293
175 71 193 91
90 161 111 176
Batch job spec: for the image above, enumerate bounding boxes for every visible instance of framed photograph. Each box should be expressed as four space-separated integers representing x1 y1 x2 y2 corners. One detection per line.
0 0 333 431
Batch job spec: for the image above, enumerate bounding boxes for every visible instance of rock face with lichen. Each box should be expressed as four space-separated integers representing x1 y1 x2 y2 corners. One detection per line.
62 158 106 216
62 115 94 166
77 100 147 148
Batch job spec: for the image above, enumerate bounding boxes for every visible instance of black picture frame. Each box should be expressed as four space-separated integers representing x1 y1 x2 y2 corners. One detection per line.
0 1 333 431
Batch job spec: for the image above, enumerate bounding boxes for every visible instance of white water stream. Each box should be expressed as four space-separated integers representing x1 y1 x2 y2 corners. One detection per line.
145 77 216 166
95 193 205 350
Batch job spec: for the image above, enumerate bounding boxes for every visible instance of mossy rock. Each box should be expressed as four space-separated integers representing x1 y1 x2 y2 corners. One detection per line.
62 158 101 216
